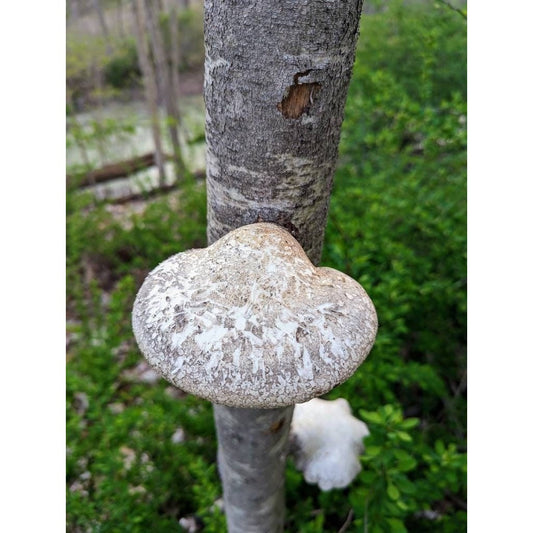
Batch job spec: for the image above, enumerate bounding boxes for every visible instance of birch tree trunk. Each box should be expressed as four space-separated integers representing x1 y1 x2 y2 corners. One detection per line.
205 0 364 265
132 0 167 186
204 1 364 531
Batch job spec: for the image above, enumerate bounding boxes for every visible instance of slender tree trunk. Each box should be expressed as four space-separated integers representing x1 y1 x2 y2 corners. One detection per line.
168 5 182 125
116 0 126 38
92 0 109 36
92 0 112 53
214 405 294 533
204 1 364 531
205 0 364 265
132 0 167 186
69 0 80 23
144 0 186 177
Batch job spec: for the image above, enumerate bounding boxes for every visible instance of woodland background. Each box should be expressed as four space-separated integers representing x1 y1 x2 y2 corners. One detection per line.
66 1 467 531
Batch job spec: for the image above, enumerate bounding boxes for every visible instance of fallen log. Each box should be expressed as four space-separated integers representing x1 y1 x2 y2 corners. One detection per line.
97 169 206 204
67 152 160 188
107 182 180 204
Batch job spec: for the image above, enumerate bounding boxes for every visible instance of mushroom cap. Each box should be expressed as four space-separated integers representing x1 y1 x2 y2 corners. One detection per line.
132 223 377 408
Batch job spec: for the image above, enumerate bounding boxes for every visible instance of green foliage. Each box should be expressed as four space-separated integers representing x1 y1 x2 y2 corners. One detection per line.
67 4 205 110
104 40 141 89
66 34 111 109
67 2 466 531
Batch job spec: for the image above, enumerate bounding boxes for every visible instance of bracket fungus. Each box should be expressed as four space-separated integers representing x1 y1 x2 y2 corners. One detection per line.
132 222 378 532
132 223 377 408
291 398 370 491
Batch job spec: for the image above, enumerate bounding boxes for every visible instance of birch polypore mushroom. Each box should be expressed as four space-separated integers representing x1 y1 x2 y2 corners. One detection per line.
291 398 370 491
132 223 377 532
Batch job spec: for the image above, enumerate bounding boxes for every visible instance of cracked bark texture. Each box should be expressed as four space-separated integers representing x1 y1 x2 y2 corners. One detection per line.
204 0 364 265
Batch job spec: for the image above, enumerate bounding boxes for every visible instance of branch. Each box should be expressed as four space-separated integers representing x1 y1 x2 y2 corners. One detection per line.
436 0 467 20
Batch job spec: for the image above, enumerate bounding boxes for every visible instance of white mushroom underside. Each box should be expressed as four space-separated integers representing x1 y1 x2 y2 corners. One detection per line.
132 223 377 408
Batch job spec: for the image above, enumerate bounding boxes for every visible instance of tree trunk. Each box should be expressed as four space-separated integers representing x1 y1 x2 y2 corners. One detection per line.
69 0 80 23
144 0 186 177
214 405 294 533
92 0 112 53
168 5 182 126
205 0 364 266
132 0 167 186
116 0 126 38
204 1 364 531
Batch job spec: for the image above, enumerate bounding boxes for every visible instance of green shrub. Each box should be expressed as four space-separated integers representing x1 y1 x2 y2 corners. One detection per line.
104 40 141 89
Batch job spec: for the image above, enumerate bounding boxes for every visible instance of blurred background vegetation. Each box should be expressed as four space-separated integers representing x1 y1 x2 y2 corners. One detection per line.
66 0 467 531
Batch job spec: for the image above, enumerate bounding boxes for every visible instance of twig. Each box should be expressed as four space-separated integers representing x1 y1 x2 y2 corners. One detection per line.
338 508 354 533
436 0 467 20
446 491 468 511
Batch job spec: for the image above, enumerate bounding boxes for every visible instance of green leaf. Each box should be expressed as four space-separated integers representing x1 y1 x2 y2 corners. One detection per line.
400 418 419 430
359 409 383 425
396 499 409 511
435 439 446 455
396 431 412 443
364 445 382 458
393 450 417 472
387 482 400 501
386 518 408 533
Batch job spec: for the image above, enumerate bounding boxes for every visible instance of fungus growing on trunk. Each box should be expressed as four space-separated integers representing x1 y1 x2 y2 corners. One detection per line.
133 223 377 408
132 223 378 531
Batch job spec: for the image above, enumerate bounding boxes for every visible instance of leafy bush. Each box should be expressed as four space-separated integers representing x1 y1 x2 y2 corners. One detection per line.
66 34 111 110
104 39 141 89
66 2 466 531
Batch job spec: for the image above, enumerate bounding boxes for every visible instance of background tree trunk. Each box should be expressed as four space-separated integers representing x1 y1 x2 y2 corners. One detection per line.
69 0 80 23
144 0 186 176
92 0 112 53
204 0 364 265
132 0 167 186
168 5 182 127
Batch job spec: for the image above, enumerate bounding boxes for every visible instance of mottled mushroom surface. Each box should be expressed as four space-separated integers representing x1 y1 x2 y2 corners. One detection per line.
132 223 377 408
